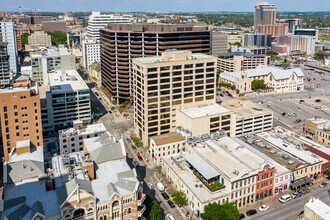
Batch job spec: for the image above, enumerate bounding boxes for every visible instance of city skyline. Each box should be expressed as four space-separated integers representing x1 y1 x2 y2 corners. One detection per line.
3 0 330 12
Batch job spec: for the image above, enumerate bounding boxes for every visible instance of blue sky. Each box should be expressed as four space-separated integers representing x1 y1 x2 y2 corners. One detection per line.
2 0 329 12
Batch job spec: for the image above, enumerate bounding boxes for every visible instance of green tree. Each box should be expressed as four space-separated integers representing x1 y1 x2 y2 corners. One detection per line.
233 41 241 47
144 195 162 220
314 51 329 60
47 31 67 46
21 33 30 49
171 191 188 206
201 202 240 220
149 201 162 220
227 48 232 52
251 79 267 90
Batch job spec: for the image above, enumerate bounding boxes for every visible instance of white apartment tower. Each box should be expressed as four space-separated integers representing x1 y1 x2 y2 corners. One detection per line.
82 12 132 69
0 22 18 74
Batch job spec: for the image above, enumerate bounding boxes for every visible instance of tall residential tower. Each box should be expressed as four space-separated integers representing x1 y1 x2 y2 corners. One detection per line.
254 2 277 30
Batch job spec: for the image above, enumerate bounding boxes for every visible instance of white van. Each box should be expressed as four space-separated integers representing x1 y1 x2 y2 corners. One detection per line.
279 194 291 203
165 214 175 220
156 182 165 191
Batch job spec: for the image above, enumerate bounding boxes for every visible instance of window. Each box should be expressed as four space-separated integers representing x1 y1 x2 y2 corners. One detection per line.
16 132 20 137
14 105 17 109
3 106 7 112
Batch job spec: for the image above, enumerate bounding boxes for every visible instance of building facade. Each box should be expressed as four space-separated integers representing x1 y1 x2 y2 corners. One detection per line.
133 50 216 144
82 37 100 69
0 21 18 74
15 27 30 51
257 23 289 37
210 31 228 57
41 21 66 32
0 37 10 86
59 122 107 154
217 52 270 72
254 2 276 30
40 70 91 135
26 31 52 50
220 65 304 93
0 76 43 162
243 33 272 48
100 23 211 103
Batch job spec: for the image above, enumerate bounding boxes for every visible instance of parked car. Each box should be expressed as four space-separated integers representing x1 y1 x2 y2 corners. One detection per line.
148 182 154 190
315 105 322 109
319 182 328 188
246 209 257 216
228 94 233 97
161 192 170 200
299 99 304 103
291 192 302 199
239 213 245 219
315 99 321 102
167 200 175 208
138 155 143 161
310 104 314 107
108 110 112 114
132 161 139 167
95 92 99 96
294 119 301 123
259 205 269 211
134 150 140 155
267 104 271 108
279 194 292 203
322 108 327 112
127 138 131 143
156 182 165 191
165 214 175 220
282 112 286 116
220 94 224 97
99 97 102 101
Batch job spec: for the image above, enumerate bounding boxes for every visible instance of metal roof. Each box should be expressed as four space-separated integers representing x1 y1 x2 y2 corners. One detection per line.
183 153 220 180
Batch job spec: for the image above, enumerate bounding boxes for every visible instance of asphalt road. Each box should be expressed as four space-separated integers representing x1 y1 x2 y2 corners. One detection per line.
250 185 330 220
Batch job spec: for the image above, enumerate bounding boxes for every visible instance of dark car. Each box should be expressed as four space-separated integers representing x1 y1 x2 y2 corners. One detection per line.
282 112 286 116
228 94 233 97
95 92 99 96
161 192 170 200
126 138 131 143
294 119 301 123
167 200 175 208
108 110 112 114
299 99 304 103
240 213 245 219
99 97 102 101
246 209 257 216
315 99 321 102
220 94 224 97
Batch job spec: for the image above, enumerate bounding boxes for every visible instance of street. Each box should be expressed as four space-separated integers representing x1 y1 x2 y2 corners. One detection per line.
249 185 330 220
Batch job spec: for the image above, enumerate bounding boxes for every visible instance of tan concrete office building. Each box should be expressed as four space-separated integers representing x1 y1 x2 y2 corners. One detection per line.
0 76 43 162
26 31 52 50
133 50 217 144
217 52 270 72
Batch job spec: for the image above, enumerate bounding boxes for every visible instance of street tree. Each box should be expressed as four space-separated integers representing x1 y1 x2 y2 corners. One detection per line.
201 202 240 220
171 191 188 206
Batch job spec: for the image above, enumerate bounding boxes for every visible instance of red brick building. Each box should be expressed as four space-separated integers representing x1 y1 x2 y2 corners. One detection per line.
255 164 275 201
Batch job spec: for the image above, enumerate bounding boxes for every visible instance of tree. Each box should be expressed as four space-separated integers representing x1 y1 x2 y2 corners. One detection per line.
47 31 67 46
251 79 267 90
201 202 240 220
150 201 162 220
21 33 30 49
144 195 162 220
233 41 241 47
314 51 329 60
171 191 188 206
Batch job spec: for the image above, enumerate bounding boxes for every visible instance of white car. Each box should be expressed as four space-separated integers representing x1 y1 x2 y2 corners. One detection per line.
165 214 175 220
259 205 269 211
321 108 327 112
148 182 154 190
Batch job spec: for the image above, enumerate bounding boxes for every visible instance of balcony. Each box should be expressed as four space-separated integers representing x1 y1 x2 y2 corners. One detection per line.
138 193 146 206
138 205 146 217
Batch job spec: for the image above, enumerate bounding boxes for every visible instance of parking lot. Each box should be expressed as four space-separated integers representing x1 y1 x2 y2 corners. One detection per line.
260 97 329 134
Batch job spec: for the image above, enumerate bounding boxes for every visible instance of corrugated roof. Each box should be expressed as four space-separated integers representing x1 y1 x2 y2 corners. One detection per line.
152 133 185 146
183 153 220 180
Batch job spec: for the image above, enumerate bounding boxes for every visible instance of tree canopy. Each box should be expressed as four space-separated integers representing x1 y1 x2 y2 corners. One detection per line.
144 195 162 220
251 79 268 90
201 202 240 220
171 191 188 206
47 31 67 46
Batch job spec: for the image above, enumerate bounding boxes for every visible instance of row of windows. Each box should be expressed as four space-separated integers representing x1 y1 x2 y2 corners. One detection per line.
231 186 254 199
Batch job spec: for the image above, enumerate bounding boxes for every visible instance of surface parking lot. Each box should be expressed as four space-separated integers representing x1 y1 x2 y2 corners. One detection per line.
260 97 329 134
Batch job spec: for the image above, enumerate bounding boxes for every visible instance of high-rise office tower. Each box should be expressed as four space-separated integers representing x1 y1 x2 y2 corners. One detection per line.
132 50 217 144
0 22 18 74
100 23 210 104
254 2 276 30
0 36 10 86
0 76 43 162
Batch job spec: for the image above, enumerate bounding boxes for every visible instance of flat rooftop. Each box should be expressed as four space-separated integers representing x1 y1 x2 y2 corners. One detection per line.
134 52 215 64
179 104 231 119
306 118 329 125
257 128 325 165
221 99 272 119
163 154 229 204
151 133 185 146
190 136 268 181
48 70 89 93
59 123 106 138
305 197 330 219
